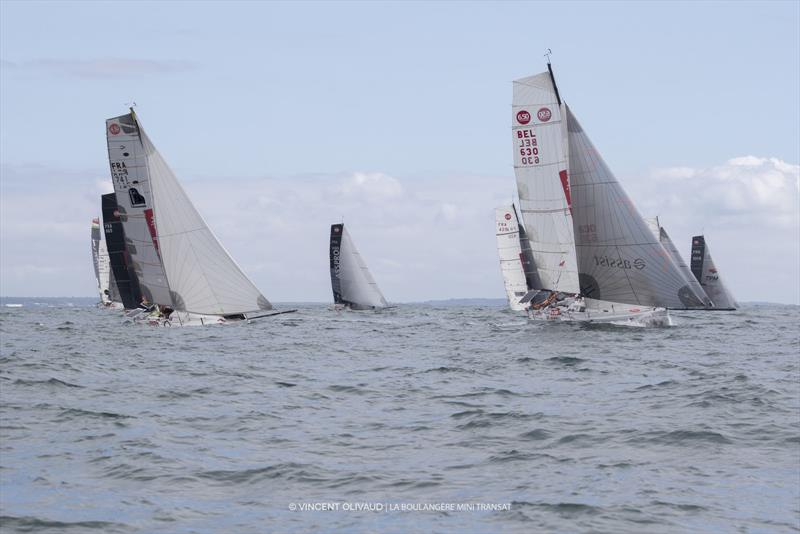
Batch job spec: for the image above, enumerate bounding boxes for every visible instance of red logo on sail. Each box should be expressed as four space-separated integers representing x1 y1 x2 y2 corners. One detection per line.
504 213 512 220
559 170 572 215
537 107 552 122
144 208 160 256
109 123 121 135
709 268 718 274
516 110 531 124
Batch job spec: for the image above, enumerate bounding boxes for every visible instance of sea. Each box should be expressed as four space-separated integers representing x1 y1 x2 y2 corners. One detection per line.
1 298 798 533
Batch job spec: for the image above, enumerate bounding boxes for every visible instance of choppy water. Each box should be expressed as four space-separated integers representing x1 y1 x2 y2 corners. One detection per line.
1 300 798 533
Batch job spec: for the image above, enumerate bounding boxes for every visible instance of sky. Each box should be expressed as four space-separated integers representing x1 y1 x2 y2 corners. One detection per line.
1 0 798 304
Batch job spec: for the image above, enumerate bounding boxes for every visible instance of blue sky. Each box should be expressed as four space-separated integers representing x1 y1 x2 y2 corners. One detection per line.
1 1 798 303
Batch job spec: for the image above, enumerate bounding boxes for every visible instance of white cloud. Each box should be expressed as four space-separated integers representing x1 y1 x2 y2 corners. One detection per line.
628 156 799 304
1 157 798 304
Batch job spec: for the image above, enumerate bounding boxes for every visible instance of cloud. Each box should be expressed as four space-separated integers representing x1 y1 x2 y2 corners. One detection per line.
0 58 194 79
626 156 799 305
1 156 798 304
644 156 799 227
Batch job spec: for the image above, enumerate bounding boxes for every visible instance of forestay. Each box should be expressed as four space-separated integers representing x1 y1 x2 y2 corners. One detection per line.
495 206 529 311
512 72 579 293
566 106 707 308
329 224 388 310
138 118 272 315
106 113 172 307
690 236 738 310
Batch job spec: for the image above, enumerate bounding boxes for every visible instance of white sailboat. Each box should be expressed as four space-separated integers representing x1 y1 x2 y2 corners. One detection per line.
512 62 707 325
690 235 738 310
329 223 389 310
106 109 276 326
495 206 529 311
495 205 544 311
91 217 112 306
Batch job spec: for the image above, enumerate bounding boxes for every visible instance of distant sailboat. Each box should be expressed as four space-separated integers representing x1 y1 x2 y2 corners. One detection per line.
329 223 388 310
91 218 113 306
691 235 738 310
106 109 276 326
645 218 712 309
495 205 543 311
512 61 707 324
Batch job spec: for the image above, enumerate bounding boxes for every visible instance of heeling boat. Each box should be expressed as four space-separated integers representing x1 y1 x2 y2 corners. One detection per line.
329 223 389 311
512 61 707 325
106 109 275 326
690 235 738 310
495 204 544 311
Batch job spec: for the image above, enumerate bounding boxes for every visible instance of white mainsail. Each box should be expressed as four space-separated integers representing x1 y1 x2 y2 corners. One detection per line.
91 218 111 304
106 113 172 307
565 106 707 309
495 206 529 311
512 72 579 293
329 224 388 310
690 235 738 310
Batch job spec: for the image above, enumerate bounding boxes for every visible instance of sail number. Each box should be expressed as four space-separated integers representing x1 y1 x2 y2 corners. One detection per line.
516 129 540 165
110 161 130 187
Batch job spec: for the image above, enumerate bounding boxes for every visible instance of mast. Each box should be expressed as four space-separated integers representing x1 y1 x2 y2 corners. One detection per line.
546 52 562 106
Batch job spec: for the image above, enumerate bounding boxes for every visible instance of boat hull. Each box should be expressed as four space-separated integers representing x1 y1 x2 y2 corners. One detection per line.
528 303 671 327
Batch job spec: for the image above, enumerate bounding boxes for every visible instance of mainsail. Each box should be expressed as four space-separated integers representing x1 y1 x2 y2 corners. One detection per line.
106 110 272 316
691 235 738 310
106 113 172 307
329 224 388 310
495 206 529 311
101 193 142 309
91 218 111 304
512 71 579 293
565 106 707 308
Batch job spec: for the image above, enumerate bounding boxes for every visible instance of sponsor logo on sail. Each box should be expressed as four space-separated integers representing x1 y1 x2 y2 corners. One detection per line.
109 123 121 135
537 107 552 122
516 110 531 125
594 255 646 270
504 213 512 220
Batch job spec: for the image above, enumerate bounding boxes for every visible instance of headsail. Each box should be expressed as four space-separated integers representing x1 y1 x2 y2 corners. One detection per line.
329 224 388 310
691 235 738 310
495 206 529 311
101 193 142 309
132 113 272 315
645 218 711 308
566 106 707 308
512 71 579 293
106 113 172 307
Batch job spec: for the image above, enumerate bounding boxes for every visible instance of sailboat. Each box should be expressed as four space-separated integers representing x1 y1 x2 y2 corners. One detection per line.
329 223 389 310
106 109 277 326
101 192 142 310
645 217 712 309
690 235 738 310
495 205 544 311
91 218 114 307
512 61 708 325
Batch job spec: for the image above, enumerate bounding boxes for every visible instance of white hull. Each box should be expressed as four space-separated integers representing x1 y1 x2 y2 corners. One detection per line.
132 310 243 327
528 302 671 327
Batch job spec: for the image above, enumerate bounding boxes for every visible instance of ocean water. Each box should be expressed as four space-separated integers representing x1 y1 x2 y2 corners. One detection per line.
1 300 798 533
